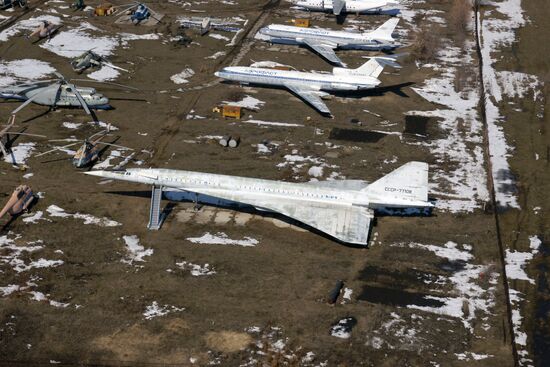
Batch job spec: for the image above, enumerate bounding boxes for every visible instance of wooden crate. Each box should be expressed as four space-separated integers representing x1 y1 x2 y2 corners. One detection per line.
294 19 310 27
95 3 113 16
222 105 242 119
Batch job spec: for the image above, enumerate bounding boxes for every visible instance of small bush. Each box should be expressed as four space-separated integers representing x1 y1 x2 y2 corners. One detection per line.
450 0 473 37
411 22 441 63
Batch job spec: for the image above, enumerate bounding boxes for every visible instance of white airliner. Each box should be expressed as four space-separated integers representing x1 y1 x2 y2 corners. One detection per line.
214 55 400 115
257 18 400 66
294 0 399 15
86 162 433 245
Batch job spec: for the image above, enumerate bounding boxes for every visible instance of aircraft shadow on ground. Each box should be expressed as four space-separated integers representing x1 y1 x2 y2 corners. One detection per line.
332 82 415 99
101 189 434 248
219 81 414 114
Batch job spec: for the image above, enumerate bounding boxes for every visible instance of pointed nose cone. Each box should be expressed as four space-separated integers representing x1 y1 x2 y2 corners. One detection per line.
84 170 111 178
214 71 221 77
73 158 83 168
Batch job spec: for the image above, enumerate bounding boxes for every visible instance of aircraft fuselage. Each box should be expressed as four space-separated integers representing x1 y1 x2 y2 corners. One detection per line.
259 24 396 51
215 66 379 91
0 83 111 109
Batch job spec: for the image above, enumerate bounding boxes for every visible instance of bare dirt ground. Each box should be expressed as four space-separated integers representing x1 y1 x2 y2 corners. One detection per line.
0 0 547 366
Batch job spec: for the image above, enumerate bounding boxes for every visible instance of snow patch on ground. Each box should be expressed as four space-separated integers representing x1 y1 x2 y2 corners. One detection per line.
121 235 153 264
223 95 265 110
242 119 303 127
0 233 67 307
143 301 184 320
209 33 230 41
92 149 131 169
0 59 56 86
87 66 120 82
409 44 489 213
22 211 48 224
308 166 323 178
62 122 82 129
170 68 195 84
175 261 216 276
395 241 496 331
330 317 355 339
276 149 339 180
186 232 258 247
456 352 493 361
3 142 36 166
478 0 540 209
0 15 62 42
505 235 541 366
46 205 121 227
206 51 226 59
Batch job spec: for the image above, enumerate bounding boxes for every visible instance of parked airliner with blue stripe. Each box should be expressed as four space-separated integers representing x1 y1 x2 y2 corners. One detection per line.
257 18 399 66
214 55 400 115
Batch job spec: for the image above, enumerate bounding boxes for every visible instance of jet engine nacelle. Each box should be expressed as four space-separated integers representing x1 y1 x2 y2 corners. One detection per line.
330 82 356 90
312 90 330 98
332 67 350 76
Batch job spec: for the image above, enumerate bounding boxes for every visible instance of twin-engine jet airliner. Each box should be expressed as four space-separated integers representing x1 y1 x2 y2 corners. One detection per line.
257 18 400 66
86 162 432 245
214 55 400 115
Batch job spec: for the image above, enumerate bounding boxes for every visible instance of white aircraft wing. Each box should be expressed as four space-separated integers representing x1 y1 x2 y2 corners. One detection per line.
301 38 343 65
284 84 331 114
182 187 372 244
260 200 373 245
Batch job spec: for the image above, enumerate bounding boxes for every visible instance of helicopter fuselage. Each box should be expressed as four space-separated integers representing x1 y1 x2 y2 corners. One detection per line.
0 185 34 220
73 141 102 167
0 83 112 110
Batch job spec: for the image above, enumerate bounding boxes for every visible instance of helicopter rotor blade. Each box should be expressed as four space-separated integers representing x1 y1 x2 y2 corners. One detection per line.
69 79 138 90
95 141 133 150
102 62 129 73
0 141 9 157
89 130 110 140
2 132 47 138
40 156 73 164
53 72 67 83
9 79 60 88
47 138 80 142
12 92 44 114
112 3 137 16
35 142 80 157
72 87 92 115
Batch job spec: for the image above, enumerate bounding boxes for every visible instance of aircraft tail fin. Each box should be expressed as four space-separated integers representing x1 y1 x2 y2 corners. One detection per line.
364 162 430 204
366 18 399 41
332 0 345 15
352 54 402 78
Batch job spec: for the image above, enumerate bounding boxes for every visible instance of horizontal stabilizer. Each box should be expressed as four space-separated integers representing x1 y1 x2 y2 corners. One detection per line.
354 53 404 78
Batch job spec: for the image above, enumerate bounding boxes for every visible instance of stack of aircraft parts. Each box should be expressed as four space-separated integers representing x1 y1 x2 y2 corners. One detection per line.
94 2 114 16
0 185 35 220
213 105 243 119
